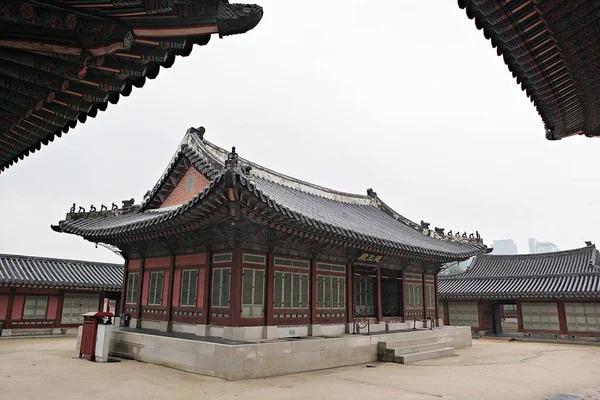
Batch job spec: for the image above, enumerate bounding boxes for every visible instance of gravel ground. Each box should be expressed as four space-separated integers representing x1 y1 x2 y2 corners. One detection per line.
0 336 599 400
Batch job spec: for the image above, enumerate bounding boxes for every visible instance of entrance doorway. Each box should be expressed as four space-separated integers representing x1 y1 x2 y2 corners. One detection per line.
381 279 402 317
354 275 376 318
492 303 518 335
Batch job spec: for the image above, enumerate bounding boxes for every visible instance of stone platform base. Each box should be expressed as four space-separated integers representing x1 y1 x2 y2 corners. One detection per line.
108 326 471 381
1 327 79 337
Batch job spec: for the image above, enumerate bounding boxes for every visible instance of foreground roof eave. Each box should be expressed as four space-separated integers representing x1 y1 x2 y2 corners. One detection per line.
0 1 263 174
457 0 598 140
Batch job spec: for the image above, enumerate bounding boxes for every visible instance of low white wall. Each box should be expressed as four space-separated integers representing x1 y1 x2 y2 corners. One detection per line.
109 326 471 381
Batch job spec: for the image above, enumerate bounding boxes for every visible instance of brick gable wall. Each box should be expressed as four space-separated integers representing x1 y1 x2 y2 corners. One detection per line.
159 168 210 208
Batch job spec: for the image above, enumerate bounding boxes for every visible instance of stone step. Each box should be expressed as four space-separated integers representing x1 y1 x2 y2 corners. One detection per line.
394 347 455 364
388 341 450 357
380 335 437 351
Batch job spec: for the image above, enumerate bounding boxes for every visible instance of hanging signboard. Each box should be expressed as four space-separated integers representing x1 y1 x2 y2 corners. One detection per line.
353 252 385 270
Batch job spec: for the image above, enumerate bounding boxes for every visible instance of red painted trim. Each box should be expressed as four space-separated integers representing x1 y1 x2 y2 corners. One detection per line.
310 258 317 326
119 258 129 315
265 253 275 327
376 267 383 322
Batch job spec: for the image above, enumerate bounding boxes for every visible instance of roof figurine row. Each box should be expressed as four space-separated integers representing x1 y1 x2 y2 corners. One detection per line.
365 189 482 244
65 198 138 221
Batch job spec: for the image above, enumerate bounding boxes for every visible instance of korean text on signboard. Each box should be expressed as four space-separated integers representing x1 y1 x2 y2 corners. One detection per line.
355 252 384 265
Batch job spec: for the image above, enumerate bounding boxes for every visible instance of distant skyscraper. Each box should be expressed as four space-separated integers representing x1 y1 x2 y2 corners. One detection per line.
529 238 559 254
492 239 518 255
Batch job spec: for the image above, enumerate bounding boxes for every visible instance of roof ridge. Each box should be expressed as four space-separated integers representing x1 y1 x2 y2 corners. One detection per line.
189 129 377 205
478 245 593 259
439 271 600 280
0 253 123 268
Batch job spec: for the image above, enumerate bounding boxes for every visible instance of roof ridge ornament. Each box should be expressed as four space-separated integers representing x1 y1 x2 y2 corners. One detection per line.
225 146 239 171
366 188 377 198
187 126 206 140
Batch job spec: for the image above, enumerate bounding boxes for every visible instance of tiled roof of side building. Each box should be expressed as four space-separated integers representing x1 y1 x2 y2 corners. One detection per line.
0 254 123 290
438 245 600 299
53 127 488 261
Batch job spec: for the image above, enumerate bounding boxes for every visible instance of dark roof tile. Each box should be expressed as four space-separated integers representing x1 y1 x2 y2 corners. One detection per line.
439 245 600 299
0 254 122 290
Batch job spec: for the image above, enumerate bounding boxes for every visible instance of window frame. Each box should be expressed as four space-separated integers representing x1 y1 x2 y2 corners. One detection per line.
211 267 231 308
126 272 139 305
317 274 346 310
179 269 198 307
241 268 265 317
147 271 164 306
23 296 48 320
273 271 309 310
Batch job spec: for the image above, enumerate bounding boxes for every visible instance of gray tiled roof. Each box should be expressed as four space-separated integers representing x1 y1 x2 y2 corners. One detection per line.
0 254 123 290
54 129 487 261
439 245 600 299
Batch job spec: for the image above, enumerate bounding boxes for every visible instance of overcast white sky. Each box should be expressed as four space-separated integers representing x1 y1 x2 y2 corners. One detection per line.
0 1 597 264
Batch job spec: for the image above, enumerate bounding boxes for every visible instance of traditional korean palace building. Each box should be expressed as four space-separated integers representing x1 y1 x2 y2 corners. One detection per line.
0 254 122 337
458 1 600 140
0 0 262 174
439 244 600 342
52 127 487 341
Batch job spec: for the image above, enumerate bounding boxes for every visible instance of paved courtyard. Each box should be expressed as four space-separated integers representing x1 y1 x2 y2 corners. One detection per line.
1 336 599 400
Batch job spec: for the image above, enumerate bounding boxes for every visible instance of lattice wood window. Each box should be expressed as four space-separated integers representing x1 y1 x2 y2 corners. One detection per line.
61 294 100 324
317 275 345 309
148 271 164 306
126 272 139 304
448 302 479 327
23 296 48 320
242 268 265 317
180 269 198 307
211 267 231 308
521 302 560 331
426 284 435 309
273 271 308 309
565 303 600 332
404 283 423 309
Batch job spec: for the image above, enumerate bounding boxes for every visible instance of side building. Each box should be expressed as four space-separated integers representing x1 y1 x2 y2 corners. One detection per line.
52 127 488 341
438 244 600 342
0 254 123 337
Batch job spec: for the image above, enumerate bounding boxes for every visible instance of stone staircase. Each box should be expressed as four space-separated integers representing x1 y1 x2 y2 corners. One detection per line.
378 330 456 364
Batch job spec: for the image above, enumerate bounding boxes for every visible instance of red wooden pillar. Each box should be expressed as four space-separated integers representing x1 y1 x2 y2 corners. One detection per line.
119 258 129 315
376 267 383 322
557 301 568 334
346 262 353 323
422 272 427 321
98 291 105 314
310 258 318 326
55 290 65 328
165 255 176 329
265 253 275 327
443 301 450 325
434 273 439 322
516 301 524 332
229 249 243 327
202 251 212 325
135 257 146 321
400 270 406 321
5 287 16 329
